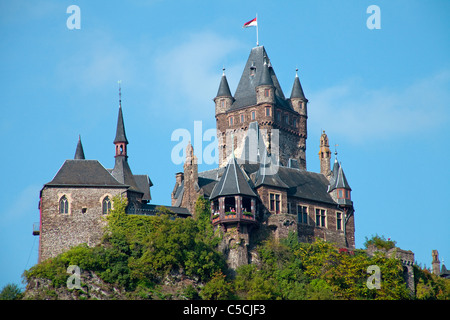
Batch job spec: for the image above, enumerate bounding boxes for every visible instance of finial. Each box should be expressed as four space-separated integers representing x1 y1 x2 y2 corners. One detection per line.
222 67 225 76
118 80 122 107
334 144 339 157
295 67 299 77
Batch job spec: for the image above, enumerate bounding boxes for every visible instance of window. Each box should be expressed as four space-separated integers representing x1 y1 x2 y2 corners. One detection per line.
221 100 225 108
276 111 281 122
269 193 281 213
240 114 245 123
336 212 342 230
229 117 233 126
102 196 112 215
59 196 69 214
284 114 289 124
265 107 271 117
298 205 308 224
251 111 256 120
338 189 343 198
287 202 292 214
315 208 326 227
294 118 298 128
264 88 270 97
346 190 351 199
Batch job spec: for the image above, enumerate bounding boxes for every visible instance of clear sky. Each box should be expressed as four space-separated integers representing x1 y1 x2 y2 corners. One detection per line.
0 0 449 289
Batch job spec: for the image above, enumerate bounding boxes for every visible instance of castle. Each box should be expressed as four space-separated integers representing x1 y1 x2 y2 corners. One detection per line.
35 45 356 268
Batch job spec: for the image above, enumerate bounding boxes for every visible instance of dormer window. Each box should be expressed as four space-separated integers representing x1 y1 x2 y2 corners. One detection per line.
250 62 256 76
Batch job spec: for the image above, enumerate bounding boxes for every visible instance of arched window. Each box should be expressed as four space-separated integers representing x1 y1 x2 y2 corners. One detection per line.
102 196 112 214
59 196 69 214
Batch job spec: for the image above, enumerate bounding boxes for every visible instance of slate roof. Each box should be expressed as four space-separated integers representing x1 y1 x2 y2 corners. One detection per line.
134 174 153 201
45 160 125 187
328 159 351 191
230 46 292 111
111 157 142 194
74 136 85 160
132 203 191 217
209 156 257 200
114 105 128 144
216 72 233 98
290 72 307 101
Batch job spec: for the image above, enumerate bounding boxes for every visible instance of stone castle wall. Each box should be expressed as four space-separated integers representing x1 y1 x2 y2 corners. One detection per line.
39 186 127 262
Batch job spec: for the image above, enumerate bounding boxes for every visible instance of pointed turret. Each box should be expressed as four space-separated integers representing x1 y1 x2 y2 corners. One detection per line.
74 135 85 160
328 156 352 206
290 69 308 116
214 68 234 115
256 60 275 104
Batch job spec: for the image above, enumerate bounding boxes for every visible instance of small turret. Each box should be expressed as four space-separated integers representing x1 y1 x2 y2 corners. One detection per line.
290 68 308 116
256 60 275 104
214 68 234 115
74 135 85 160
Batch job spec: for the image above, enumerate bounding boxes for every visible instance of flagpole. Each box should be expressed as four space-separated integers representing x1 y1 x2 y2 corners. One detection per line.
256 13 259 46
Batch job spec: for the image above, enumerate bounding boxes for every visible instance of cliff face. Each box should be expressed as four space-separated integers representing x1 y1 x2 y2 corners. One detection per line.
23 269 203 300
23 270 127 300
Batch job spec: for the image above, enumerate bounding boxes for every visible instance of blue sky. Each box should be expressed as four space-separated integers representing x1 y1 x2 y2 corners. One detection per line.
0 0 449 289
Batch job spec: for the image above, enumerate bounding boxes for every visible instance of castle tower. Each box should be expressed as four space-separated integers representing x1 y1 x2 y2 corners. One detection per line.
215 46 307 169
432 250 441 276
290 69 308 169
318 131 331 178
181 142 200 214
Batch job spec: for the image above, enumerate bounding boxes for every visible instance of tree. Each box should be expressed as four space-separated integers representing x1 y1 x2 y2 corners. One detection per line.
0 283 23 300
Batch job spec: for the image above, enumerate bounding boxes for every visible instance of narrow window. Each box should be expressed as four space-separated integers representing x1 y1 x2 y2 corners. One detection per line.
264 88 270 97
265 107 271 117
269 193 281 213
315 208 326 227
229 117 233 126
251 111 256 120
338 189 343 198
298 205 308 224
337 212 342 230
59 196 69 214
102 196 112 215
287 202 291 214
221 100 225 108
240 114 245 123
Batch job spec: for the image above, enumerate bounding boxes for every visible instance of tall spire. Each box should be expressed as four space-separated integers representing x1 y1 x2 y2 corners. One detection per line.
114 81 128 155
74 135 85 160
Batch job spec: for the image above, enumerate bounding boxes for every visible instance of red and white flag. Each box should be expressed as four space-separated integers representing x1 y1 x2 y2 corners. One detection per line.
243 17 257 28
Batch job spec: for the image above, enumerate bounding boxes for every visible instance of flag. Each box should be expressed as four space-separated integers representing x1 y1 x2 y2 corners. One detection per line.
243 17 257 28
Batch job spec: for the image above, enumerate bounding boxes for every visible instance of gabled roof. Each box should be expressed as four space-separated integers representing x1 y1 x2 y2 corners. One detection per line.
111 157 142 194
230 46 291 111
209 156 257 200
45 160 124 187
114 105 128 144
134 174 152 201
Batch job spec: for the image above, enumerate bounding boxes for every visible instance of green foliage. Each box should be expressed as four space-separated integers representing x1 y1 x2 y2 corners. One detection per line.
23 195 449 300
364 234 396 250
0 283 23 300
200 271 234 300
24 195 227 298
414 265 450 300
